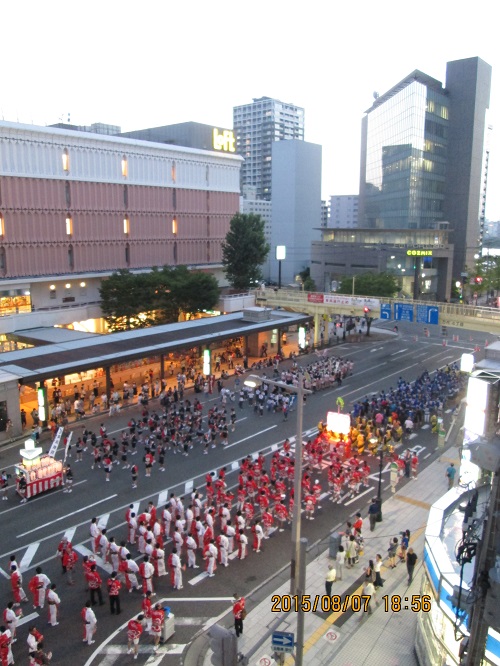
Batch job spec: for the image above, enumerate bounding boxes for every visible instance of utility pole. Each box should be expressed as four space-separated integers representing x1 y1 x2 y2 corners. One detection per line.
465 469 500 665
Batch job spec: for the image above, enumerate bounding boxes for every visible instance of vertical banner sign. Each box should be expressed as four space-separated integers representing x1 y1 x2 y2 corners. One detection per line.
203 349 211 376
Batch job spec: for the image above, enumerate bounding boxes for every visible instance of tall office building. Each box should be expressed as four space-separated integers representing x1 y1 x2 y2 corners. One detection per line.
359 56 492 282
329 195 359 228
233 97 304 200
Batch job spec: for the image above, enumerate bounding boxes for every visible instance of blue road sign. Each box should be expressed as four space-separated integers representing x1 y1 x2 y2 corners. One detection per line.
272 631 295 653
380 304 391 320
416 304 439 325
394 303 414 322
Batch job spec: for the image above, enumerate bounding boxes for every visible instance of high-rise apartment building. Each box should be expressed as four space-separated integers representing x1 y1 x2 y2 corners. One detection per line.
329 195 359 228
233 97 304 200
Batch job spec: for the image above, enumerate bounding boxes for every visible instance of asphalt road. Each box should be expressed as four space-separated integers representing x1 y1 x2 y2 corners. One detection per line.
0 325 485 665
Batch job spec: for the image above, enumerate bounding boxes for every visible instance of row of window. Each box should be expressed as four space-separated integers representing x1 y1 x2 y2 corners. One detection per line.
0 240 217 273
62 148 178 183
0 214 183 237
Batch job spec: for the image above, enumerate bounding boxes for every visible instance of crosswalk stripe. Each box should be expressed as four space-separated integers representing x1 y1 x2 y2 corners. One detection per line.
158 491 169 507
64 526 77 544
98 514 110 530
188 571 209 585
20 543 40 572
231 461 239 471
0 566 10 580
18 611 39 627
74 544 113 573
184 480 194 496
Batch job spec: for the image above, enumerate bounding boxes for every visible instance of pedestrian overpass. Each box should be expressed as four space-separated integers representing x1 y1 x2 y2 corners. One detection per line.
249 288 500 340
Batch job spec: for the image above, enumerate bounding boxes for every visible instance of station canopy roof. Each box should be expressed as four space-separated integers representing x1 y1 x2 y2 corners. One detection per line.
0 310 311 383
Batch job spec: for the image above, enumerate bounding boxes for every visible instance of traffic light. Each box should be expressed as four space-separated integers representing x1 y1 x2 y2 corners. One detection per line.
208 624 237 666
363 307 370 314
475 276 483 284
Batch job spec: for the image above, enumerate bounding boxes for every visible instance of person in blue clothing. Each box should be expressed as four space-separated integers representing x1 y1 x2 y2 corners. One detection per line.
446 463 456 490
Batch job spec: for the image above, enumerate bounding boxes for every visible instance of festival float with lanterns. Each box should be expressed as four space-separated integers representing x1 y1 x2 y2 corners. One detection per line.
15 437 64 499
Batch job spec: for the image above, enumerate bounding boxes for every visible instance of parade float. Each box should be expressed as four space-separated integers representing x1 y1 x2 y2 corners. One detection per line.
15 430 66 498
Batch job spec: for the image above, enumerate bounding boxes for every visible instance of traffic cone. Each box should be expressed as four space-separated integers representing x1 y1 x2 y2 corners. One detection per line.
442 338 447 347
485 339 489 347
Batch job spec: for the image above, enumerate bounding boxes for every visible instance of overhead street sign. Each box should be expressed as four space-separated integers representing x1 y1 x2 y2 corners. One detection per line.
416 304 439 325
272 631 295 653
380 303 391 320
394 302 414 322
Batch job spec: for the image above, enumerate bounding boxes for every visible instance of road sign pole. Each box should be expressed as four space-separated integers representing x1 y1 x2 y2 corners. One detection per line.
295 537 307 666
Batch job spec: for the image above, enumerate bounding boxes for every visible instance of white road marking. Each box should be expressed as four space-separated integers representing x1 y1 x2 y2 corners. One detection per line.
344 487 373 506
98 513 110 530
0 567 10 580
74 544 113 573
20 543 40 572
184 480 194 495
421 424 430 429
424 453 432 459
224 426 278 450
188 571 209 585
17 611 39 627
64 526 77 544
158 491 169 506
391 349 408 355
17 495 117 538
174 616 211 625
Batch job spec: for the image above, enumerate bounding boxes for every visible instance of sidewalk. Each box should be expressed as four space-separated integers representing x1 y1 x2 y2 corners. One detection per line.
201 443 461 666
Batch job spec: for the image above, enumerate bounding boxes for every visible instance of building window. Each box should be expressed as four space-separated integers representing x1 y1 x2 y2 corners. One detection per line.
0 247 5 273
65 181 71 208
124 184 128 208
0 213 4 237
49 284 56 299
65 216 73 236
172 218 178 236
173 242 177 264
171 161 176 183
68 245 74 269
125 243 130 266
123 216 130 235
121 155 128 178
207 240 210 263
172 188 177 211
62 148 70 173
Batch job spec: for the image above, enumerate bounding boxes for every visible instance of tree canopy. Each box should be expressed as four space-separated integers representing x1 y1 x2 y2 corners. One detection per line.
99 266 220 332
222 213 270 290
337 272 399 298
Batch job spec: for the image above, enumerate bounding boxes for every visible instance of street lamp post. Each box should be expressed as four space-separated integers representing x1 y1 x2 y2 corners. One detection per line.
370 434 384 521
244 372 312 666
244 372 312 593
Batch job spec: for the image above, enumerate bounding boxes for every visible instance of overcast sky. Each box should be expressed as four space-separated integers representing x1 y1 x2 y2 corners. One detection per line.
2 1 498 218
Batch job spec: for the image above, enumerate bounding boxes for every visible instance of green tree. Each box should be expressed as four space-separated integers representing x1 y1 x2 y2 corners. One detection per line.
222 213 270 290
99 269 156 331
338 272 399 298
298 267 317 292
153 266 219 323
99 266 220 331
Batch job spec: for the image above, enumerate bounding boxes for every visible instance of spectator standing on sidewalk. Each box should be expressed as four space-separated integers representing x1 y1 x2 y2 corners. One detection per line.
361 579 376 616
325 565 336 597
387 538 399 569
335 545 345 580
368 498 380 532
406 548 418 584
446 463 456 490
